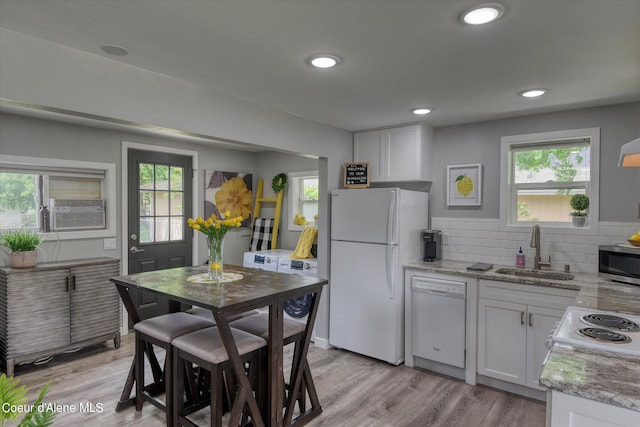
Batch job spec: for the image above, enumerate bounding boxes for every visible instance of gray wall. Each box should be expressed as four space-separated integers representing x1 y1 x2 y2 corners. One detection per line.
0 112 256 265
1 29 354 343
254 151 320 251
431 102 640 222
0 113 330 265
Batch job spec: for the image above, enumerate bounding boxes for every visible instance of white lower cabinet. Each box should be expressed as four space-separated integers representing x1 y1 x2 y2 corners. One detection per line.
477 279 576 391
549 391 640 427
526 305 564 389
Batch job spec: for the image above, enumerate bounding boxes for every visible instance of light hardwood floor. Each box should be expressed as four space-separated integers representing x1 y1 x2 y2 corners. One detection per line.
8 334 545 426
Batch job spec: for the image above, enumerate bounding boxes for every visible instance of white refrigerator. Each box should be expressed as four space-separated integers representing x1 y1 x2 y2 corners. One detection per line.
329 187 428 365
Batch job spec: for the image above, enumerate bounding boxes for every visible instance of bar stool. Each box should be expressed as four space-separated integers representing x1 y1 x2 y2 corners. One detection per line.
134 312 215 426
229 313 307 412
185 306 259 323
172 326 267 427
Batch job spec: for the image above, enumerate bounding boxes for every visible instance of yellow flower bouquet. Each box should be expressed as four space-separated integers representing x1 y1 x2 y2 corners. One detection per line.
187 211 244 282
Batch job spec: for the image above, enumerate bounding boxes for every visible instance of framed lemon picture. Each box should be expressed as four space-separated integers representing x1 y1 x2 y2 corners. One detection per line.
447 164 482 207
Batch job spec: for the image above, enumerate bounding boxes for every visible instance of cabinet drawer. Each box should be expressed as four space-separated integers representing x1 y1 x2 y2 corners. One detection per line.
479 279 577 311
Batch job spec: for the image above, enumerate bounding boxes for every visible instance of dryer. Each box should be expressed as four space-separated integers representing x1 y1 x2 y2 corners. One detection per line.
277 258 319 277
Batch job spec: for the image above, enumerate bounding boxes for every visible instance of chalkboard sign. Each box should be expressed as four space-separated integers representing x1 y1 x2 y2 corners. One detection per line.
344 162 370 188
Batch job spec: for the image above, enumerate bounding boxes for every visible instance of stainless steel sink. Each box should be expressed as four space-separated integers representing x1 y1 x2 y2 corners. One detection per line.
494 268 575 281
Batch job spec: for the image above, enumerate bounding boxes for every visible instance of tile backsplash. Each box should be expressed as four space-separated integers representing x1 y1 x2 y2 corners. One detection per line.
431 217 640 274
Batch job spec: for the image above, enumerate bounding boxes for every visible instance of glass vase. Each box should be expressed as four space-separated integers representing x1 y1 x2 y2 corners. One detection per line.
207 236 224 282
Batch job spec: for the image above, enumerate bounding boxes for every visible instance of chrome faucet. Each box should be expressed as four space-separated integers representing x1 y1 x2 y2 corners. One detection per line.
530 224 551 270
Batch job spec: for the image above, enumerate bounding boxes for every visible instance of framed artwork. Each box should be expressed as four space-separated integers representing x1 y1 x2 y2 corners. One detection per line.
447 164 482 207
204 170 253 227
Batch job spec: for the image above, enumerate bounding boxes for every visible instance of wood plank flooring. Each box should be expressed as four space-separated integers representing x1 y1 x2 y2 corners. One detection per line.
6 334 545 426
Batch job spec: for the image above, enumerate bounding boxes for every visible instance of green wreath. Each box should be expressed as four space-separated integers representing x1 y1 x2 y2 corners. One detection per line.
272 173 288 193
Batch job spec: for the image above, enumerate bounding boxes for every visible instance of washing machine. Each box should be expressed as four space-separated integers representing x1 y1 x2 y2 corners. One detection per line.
242 249 293 272
277 257 319 340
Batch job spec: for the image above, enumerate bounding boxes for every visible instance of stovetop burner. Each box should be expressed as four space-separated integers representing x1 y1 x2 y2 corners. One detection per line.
552 307 640 357
576 327 632 344
581 313 640 332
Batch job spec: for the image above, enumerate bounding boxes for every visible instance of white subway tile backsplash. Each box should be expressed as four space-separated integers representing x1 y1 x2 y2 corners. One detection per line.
432 217 636 274
565 235 588 244
598 225 623 236
587 235 613 245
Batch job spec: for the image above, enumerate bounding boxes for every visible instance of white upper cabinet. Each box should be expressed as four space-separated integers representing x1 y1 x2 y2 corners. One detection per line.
353 123 433 182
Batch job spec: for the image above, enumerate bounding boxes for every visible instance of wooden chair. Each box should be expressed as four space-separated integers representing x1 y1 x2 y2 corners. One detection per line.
172 326 267 427
229 313 308 414
134 312 215 426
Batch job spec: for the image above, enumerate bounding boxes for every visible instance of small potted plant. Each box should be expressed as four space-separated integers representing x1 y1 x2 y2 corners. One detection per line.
569 194 589 227
1 229 43 268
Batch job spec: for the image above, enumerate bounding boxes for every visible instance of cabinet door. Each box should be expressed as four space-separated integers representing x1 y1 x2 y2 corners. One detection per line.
478 298 527 384
70 262 121 343
353 130 384 181
551 391 640 427
526 305 565 390
386 126 420 181
5 269 70 358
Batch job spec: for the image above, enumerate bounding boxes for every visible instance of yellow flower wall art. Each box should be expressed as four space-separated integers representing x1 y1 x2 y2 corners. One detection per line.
205 171 253 227
447 164 482 207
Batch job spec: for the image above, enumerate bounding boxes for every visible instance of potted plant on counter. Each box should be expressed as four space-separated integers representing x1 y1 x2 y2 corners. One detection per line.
1 229 42 268
569 194 589 227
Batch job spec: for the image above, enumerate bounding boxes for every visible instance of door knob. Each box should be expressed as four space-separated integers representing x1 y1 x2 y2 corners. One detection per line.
130 246 145 254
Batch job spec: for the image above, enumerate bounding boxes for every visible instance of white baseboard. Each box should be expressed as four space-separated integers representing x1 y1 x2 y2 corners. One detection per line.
312 336 331 350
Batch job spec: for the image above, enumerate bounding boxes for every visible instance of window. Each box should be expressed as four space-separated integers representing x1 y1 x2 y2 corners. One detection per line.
288 171 319 231
500 128 599 230
0 155 116 239
138 162 184 243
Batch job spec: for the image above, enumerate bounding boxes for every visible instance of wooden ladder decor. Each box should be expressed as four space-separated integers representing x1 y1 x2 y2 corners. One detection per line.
250 177 284 250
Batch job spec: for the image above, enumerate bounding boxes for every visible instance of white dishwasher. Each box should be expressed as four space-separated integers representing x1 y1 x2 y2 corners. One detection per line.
412 276 466 368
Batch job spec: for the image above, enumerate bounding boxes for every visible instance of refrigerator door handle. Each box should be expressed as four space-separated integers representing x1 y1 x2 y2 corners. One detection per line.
387 190 397 245
386 245 398 299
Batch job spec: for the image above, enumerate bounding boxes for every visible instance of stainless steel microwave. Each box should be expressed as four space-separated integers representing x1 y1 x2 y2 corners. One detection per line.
598 244 640 286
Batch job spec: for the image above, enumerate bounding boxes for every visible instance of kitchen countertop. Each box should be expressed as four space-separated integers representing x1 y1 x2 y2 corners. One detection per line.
404 260 640 412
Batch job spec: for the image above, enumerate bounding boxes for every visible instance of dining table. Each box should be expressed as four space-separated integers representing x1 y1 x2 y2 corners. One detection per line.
110 263 328 427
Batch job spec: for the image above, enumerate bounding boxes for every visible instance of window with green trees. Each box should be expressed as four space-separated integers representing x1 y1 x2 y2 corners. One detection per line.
501 128 599 228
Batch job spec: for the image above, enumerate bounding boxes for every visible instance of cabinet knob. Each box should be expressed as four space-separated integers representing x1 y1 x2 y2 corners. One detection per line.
520 311 526 325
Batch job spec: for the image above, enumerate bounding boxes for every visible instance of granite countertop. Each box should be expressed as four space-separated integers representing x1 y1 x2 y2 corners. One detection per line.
404 260 640 412
403 259 597 291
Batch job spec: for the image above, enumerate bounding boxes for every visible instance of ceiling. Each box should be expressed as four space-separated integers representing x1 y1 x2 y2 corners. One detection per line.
1 0 639 132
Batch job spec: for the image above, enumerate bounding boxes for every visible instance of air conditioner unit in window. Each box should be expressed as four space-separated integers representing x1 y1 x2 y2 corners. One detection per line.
50 199 106 231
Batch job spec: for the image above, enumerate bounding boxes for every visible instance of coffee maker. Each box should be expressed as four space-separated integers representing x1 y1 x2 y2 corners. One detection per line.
423 230 442 262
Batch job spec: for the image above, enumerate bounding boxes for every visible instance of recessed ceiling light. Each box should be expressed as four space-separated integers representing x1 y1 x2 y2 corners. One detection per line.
460 3 504 25
101 45 128 56
412 108 432 115
307 54 341 69
519 89 547 98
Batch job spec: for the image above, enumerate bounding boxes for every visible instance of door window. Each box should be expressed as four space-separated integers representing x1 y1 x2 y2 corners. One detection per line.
138 163 185 243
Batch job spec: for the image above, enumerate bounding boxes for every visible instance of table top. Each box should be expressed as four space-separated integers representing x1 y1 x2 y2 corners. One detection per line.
110 264 328 315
